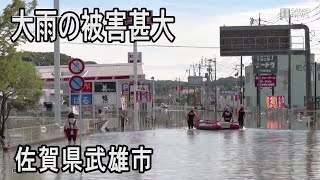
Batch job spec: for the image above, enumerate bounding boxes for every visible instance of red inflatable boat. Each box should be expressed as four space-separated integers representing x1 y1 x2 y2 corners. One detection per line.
194 119 240 130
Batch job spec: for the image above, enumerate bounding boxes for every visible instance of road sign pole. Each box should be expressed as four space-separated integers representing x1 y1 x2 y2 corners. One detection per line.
133 41 139 131
79 90 82 146
68 58 86 144
54 0 61 126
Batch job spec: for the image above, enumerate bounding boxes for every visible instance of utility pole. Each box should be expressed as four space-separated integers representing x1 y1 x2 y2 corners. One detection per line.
288 10 292 109
54 0 61 125
257 13 262 128
315 62 317 112
179 77 181 106
187 68 191 106
240 56 243 105
133 42 139 131
205 58 212 111
205 58 217 119
214 58 217 121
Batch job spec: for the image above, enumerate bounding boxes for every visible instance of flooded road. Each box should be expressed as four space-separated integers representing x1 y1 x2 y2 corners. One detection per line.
1 128 320 180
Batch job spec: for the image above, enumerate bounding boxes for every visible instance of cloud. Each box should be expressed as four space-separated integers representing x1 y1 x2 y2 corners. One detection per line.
15 0 320 81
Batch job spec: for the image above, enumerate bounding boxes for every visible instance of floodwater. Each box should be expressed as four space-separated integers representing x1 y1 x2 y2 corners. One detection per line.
1 128 320 180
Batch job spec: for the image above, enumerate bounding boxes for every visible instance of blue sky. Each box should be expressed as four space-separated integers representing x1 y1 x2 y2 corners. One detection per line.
1 0 320 81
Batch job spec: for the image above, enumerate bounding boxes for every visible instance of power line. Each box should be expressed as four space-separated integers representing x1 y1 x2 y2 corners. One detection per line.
62 42 220 49
302 15 320 24
293 3 320 22
62 42 320 50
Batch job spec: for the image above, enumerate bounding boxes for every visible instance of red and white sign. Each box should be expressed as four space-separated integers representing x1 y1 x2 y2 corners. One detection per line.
128 52 142 63
68 58 85 75
255 75 276 87
136 91 142 103
277 96 285 108
234 95 238 102
71 82 92 93
146 92 151 102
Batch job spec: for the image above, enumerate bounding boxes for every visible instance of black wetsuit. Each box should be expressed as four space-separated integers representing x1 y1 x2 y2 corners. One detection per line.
222 110 232 122
187 111 195 129
238 108 245 128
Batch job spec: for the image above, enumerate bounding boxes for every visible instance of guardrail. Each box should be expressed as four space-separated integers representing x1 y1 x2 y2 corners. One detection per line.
4 122 91 148
245 108 320 130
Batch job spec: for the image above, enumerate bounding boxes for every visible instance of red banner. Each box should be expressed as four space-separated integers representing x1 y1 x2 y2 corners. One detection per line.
234 95 238 101
146 92 151 102
277 96 285 108
71 82 92 93
175 86 183 91
136 91 142 103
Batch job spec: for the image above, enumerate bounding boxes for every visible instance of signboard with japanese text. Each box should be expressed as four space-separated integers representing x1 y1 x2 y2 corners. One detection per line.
219 90 239 95
266 96 285 109
93 93 117 105
220 26 290 56
277 96 285 108
70 94 93 105
94 82 116 92
188 76 203 86
252 55 278 74
136 91 142 103
128 52 142 63
254 75 277 87
146 92 151 102
266 96 278 109
71 82 92 93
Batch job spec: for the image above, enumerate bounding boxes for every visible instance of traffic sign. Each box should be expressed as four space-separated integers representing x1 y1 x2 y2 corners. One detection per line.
68 58 85 75
69 76 85 92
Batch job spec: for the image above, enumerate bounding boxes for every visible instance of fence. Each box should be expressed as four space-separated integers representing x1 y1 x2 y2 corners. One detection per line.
4 106 319 148
245 107 320 130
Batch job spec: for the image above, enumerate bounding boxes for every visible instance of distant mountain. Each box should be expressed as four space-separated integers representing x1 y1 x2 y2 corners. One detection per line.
147 76 243 95
19 51 97 66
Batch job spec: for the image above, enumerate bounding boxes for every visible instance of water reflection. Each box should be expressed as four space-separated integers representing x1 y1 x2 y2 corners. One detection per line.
306 130 318 178
1 129 320 179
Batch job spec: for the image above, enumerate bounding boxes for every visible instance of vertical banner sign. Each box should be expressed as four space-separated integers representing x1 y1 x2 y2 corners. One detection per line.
121 97 127 110
136 91 142 103
277 96 285 108
266 96 280 109
146 92 151 102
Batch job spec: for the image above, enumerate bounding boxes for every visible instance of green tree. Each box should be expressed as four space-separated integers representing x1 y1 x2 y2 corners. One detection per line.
0 55 44 145
0 0 37 55
0 0 41 146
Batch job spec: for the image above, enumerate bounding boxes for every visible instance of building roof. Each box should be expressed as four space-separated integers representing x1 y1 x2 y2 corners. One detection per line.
37 63 144 80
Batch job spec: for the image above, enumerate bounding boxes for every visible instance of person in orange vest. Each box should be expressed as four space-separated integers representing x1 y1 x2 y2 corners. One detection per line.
64 112 79 144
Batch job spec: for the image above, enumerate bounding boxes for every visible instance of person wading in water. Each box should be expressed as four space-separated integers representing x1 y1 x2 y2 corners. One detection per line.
186 107 199 129
237 104 246 129
64 112 79 144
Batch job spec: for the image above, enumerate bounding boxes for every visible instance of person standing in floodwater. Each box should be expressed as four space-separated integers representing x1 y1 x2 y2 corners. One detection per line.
237 104 246 129
186 107 199 129
64 112 79 144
